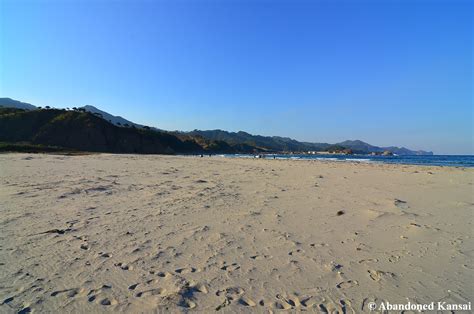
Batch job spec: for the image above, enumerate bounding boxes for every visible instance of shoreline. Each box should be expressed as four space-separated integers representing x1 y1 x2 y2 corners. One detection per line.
1 150 472 168
182 153 474 170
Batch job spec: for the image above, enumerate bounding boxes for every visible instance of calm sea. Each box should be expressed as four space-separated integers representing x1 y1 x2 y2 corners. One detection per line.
221 154 474 167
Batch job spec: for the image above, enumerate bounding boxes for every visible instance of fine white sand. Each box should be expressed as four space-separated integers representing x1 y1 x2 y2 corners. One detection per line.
0 153 472 313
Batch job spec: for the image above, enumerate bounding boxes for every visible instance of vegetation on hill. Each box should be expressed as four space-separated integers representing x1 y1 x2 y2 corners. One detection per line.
324 145 354 154
0 97 37 110
185 129 331 152
0 108 202 154
0 142 77 153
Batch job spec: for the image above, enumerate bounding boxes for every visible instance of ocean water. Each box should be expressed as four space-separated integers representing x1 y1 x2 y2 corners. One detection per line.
220 154 474 167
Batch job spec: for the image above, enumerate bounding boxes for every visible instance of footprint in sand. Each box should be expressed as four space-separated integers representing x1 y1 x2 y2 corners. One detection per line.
40 228 72 235
87 284 117 306
394 199 409 209
288 249 304 256
220 263 240 271
175 267 197 274
190 282 208 294
155 271 170 278
309 242 329 248
358 258 379 264
51 288 85 298
215 287 246 310
274 301 293 310
275 294 302 309
215 298 231 311
336 280 358 289
135 288 166 298
2 296 14 305
216 287 245 300
18 307 32 314
325 261 343 272
159 282 205 309
99 298 118 306
177 299 197 309
318 300 355 314
388 255 400 263
238 296 257 307
250 254 272 260
298 295 326 308
114 262 133 270
368 270 396 282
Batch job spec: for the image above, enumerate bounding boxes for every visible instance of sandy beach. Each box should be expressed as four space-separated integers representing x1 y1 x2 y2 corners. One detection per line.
0 153 472 313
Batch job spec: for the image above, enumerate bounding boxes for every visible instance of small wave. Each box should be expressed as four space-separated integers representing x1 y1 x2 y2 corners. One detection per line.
345 158 374 163
233 154 255 158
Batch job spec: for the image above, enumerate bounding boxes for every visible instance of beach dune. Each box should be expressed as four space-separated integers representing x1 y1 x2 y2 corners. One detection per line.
0 153 472 313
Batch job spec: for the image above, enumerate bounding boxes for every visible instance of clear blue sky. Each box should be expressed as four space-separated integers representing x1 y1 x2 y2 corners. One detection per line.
1 0 472 154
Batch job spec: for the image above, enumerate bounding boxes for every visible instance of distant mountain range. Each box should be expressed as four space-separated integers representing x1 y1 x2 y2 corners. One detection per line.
0 98 37 110
183 130 432 155
182 129 331 152
336 140 432 156
0 97 433 155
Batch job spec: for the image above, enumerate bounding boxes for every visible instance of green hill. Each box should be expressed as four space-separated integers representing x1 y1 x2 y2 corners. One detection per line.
0 108 201 154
